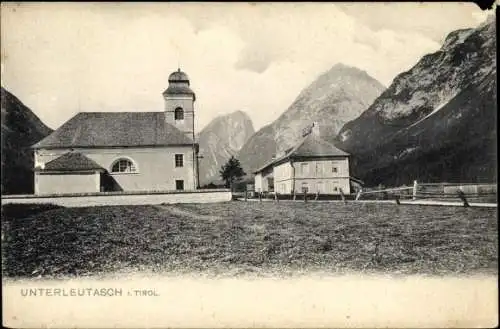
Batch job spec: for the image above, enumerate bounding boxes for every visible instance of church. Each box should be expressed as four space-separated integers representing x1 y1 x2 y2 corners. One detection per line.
32 69 200 195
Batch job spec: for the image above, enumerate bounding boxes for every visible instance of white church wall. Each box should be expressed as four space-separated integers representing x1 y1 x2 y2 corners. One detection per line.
164 96 195 136
35 171 100 195
35 146 197 192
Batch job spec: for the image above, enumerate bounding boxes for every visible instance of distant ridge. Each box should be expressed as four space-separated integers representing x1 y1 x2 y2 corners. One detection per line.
1 87 53 194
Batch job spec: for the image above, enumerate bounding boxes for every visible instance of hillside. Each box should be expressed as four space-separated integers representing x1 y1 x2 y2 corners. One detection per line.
1 87 53 194
197 111 254 185
237 64 385 174
336 16 497 186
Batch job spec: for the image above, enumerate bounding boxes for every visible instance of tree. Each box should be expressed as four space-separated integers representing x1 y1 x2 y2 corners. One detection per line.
219 156 246 190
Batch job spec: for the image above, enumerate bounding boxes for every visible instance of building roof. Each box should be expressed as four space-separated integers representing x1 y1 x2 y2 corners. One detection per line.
349 176 365 185
293 134 349 157
37 152 105 172
32 112 194 149
162 84 196 100
253 133 349 174
168 69 190 84
163 69 196 100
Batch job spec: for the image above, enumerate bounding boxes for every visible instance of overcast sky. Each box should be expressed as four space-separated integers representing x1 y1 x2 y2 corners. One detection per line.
1 2 492 131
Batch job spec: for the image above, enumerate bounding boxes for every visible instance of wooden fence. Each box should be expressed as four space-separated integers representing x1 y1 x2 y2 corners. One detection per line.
236 181 497 208
354 181 497 207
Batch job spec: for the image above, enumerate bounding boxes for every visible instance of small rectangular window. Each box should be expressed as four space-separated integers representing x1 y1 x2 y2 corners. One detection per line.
301 163 308 175
175 154 184 167
176 180 184 190
301 182 309 193
332 167 338 173
317 182 323 193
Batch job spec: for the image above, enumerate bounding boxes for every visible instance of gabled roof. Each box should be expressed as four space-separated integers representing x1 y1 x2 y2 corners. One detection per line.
37 152 105 172
253 133 349 174
32 112 194 149
292 134 349 157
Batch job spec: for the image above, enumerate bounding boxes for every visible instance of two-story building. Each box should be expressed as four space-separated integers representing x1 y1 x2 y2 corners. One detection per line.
254 123 355 195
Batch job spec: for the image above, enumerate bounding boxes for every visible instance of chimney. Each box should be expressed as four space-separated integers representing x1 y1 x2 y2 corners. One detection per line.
312 122 320 137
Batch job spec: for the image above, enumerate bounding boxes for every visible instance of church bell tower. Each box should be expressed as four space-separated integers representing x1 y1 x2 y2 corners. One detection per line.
162 68 196 140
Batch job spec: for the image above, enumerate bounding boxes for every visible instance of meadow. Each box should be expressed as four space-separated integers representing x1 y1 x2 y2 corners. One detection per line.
1 201 497 278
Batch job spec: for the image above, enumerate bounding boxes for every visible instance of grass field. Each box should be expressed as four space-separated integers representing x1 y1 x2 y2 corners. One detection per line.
1 201 497 278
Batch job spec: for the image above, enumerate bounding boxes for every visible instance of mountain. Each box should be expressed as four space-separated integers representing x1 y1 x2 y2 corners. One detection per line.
197 110 254 185
336 16 496 186
1 87 53 194
237 63 386 174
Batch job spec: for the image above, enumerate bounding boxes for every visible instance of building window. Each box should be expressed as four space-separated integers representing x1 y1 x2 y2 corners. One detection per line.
301 182 309 193
111 158 137 173
174 107 184 120
332 166 338 173
176 180 184 190
175 154 184 167
333 186 339 192
316 162 323 174
300 163 309 175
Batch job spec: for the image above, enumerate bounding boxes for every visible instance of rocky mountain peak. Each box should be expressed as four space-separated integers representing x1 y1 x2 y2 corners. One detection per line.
236 63 385 174
335 17 497 186
197 110 255 185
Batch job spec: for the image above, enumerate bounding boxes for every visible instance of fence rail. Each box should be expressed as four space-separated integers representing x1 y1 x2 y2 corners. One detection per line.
355 181 497 207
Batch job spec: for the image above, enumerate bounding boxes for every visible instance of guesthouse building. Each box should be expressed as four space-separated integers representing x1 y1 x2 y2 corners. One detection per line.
254 123 356 195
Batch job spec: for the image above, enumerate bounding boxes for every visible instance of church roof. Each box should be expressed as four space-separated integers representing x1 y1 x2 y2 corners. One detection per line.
32 112 194 149
163 85 196 100
253 133 349 174
37 152 105 172
168 69 190 83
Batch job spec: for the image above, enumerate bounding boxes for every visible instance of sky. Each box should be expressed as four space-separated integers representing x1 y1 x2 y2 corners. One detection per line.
1 2 493 132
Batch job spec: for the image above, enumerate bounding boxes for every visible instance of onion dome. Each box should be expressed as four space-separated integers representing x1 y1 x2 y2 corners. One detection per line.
168 68 190 85
163 68 196 101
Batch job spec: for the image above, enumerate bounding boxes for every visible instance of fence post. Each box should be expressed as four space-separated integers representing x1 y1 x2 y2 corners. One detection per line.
274 192 278 202
259 192 262 202
458 190 470 208
304 191 307 203
355 188 362 201
395 194 401 205
245 185 248 201
339 188 346 203
292 190 296 201
412 180 418 200
315 190 319 201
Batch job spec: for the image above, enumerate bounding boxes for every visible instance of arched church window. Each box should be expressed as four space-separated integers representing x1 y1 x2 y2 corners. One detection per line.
174 107 184 120
111 158 138 173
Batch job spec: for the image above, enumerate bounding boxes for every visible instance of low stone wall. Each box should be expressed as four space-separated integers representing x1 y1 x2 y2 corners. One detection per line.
1 189 232 207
